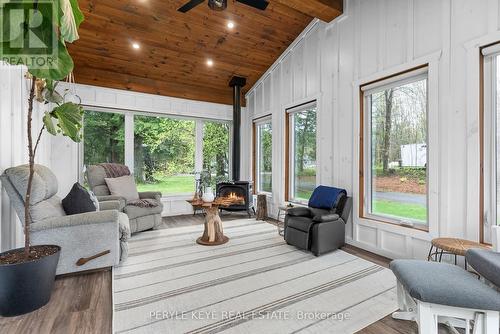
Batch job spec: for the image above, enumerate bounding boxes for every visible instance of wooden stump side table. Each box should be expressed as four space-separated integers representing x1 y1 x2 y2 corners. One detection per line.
187 197 244 246
196 206 228 246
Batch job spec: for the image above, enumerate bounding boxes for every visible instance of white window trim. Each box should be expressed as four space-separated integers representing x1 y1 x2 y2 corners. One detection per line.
286 101 318 205
482 51 499 243
79 107 232 199
254 116 272 195
362 68 430 230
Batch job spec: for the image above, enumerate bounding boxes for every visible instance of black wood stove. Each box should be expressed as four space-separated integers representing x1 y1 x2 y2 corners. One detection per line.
216 76 255 217
216 181 255 217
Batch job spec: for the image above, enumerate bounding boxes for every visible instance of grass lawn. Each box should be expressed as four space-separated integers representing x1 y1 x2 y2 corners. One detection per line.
372 199 427 223
136 175 195 195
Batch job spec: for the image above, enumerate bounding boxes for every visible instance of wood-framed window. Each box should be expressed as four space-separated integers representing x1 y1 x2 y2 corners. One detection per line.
480 42 500 244
285 101 317 204
252 116 272 194
359 66 429 230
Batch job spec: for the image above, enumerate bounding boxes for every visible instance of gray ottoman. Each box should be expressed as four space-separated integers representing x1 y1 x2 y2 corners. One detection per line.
390 259 500 333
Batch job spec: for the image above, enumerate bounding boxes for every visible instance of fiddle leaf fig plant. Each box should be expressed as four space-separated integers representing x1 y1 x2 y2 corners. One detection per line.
0 0 85 258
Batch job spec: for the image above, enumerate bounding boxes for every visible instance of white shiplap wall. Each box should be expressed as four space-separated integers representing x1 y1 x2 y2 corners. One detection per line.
0 64 52 252
244 0 500 260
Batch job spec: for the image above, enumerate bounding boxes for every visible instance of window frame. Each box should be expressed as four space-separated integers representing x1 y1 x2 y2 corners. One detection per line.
285 100 318 205
252 115 272 195
480 43 500 244
79 107 232 198
359 66 430 231
81 107 127 177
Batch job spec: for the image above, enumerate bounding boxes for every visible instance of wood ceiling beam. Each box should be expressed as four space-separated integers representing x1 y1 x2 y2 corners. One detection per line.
274 0 343 23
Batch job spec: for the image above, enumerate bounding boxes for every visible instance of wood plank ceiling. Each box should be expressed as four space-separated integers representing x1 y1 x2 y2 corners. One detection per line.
69 0 343 105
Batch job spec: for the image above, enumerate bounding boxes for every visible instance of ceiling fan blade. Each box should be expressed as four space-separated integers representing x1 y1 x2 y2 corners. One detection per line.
178 0 205 13
235 0 269 10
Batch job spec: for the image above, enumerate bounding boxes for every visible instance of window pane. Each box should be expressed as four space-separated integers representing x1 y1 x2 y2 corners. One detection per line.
257 122 272 193
203 121 230 182
291 107 317 202
369 78 428 224
494 54 500 241
134 115 195 195
83 110 125 165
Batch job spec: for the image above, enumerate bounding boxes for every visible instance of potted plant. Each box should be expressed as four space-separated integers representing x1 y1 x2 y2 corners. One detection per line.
0 0 85 316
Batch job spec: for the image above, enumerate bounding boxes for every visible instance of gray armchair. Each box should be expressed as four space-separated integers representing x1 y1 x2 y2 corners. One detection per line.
0 164 130 275
86 165 163 233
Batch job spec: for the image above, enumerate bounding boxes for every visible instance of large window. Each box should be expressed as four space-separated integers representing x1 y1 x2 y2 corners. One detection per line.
82 110 231 197
361 68 428 229
202 121 230 181
134 115 195 195
83 110 125 165
286 102 317 203
254 118 272 193
482 46 500 243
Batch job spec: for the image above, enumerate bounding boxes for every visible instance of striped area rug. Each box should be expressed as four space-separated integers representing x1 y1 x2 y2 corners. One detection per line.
113 219 397 334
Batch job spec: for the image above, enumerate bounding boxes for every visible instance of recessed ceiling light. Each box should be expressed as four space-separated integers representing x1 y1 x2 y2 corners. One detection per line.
206 59 214 67
132 42 140 50
227 21 235 29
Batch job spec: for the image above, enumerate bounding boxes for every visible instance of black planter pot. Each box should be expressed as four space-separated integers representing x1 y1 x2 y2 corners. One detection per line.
0 245 60 317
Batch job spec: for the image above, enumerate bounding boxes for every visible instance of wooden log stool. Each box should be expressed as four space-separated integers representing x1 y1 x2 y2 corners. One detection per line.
256 194 267 221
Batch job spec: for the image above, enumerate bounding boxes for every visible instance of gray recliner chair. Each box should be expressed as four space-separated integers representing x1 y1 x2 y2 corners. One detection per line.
86 164 163 233
0 164 130 275
284 187 352 256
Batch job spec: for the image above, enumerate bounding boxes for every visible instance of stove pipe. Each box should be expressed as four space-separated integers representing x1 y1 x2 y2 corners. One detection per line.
228 76 246 181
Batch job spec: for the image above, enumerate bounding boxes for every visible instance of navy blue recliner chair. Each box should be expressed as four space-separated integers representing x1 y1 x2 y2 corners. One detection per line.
284 186 352 256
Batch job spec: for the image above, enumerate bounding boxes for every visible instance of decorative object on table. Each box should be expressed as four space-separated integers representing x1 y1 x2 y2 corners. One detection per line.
284 186 352 256
427 237 491 269
202 187 215 203
256 194 267 220
194 173 202 200
187 196 246 246
0 0 86 316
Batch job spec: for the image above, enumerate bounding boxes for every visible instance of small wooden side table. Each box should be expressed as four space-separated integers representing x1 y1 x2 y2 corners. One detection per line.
187 197 244 246
428 237 491 269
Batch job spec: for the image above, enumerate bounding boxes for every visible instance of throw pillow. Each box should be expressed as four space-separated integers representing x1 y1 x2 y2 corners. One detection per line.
62 183 97 215
104 175 139 202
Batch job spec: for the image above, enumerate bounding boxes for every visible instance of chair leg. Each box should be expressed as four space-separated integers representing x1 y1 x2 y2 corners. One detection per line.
483 311 499 334
418 302 438 334
392 281 417 321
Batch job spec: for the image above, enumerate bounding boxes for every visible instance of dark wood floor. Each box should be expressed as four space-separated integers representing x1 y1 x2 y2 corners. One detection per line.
0 214 453 334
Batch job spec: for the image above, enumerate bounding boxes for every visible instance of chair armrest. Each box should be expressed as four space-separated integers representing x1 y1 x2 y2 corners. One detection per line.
30 210 121 232
139 191 162 200
287 207 311 217
312 213 340 223
97 195 125 202
466 249 500 287
99 200 122 211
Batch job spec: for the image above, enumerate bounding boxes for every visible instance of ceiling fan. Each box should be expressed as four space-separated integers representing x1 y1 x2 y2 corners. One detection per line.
178 0 269 13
